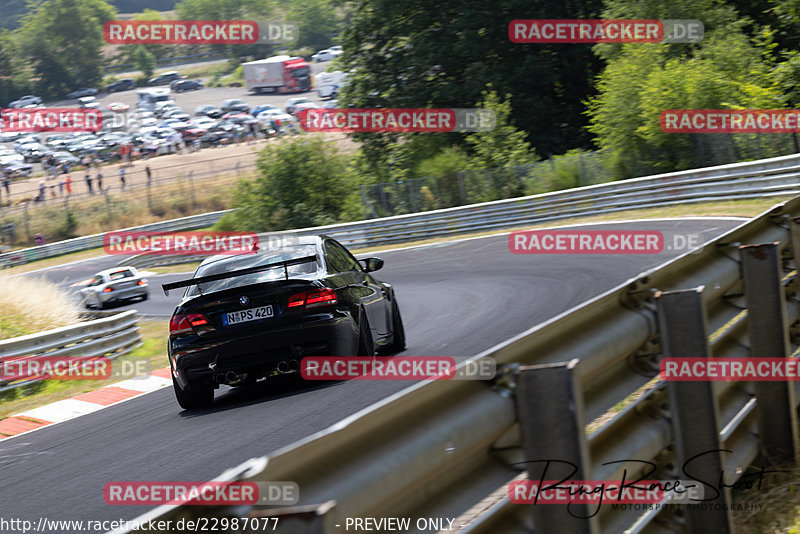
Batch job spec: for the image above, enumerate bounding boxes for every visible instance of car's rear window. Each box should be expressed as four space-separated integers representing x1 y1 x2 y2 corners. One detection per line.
187 244 319 297
109 269 134 280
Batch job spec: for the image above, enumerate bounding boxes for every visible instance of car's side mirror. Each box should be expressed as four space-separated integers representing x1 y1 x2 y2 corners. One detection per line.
361 257 384 272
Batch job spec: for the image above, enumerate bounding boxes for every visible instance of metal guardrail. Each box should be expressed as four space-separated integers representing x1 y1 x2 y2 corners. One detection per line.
118 151 800 269
0 210 231 270
0 310 141 392
112 196 800 533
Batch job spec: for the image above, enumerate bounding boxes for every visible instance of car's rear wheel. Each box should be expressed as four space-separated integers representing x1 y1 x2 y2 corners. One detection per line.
382 298 406 354
357 312 375 356
173 377 214 410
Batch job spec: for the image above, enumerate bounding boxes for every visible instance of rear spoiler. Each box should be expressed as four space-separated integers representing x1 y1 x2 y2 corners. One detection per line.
162 255 318 296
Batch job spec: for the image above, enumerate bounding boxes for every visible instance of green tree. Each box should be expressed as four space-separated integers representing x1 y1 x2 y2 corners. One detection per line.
132 45 156 78
465 88 535 169
123 10 172 60
287 0 340 52
220 137 357 231
175 0 277 58
338 0 605 165
587 1 782 176
415 146 471 207
463 88 537 199
0 31 29 105
14 0 116 98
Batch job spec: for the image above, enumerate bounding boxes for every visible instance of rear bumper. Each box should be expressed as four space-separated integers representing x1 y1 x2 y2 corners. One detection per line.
170 314 357 389
99 286 148 303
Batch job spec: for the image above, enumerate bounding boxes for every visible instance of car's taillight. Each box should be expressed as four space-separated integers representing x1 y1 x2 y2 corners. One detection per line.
138 279 146 286
170 315 191 335
103 286 113 292
170 313 208 335
287 292 305 308
187 313 208 327
288 288 337 309
306 288 337 308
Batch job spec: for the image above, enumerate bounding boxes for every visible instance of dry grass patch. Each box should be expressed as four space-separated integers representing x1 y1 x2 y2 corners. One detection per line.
0 276 81 339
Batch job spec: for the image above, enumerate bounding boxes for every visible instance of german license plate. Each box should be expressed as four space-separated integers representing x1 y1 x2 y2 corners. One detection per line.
223 305 274 325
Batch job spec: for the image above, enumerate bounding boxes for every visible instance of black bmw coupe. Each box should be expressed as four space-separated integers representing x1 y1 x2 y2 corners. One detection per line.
164 235 405 409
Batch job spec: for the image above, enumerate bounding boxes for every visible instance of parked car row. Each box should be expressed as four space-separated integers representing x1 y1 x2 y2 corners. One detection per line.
1 91 316 179
5 70 202 108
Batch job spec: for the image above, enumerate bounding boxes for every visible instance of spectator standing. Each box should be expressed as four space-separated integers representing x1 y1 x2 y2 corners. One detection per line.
145 166 152 186
2 176 10 196
120 143 130 165
85 170 94 194
38 180 46 202
119 166 126 190
64 174 73 197
96 169 103 191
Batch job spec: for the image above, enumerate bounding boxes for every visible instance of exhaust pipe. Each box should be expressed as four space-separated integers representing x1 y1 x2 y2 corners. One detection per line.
214 373 226 384
288 359 300 372
277 361 290 374
226 371 243 384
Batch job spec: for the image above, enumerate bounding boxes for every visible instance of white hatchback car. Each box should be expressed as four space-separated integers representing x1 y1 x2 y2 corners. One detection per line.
80 267 149 309
311 49 342 62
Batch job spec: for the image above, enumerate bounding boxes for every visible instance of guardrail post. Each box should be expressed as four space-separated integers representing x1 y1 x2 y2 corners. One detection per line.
789 217 800 273
656 288 732 533
515 359 598 534
740 243 800 464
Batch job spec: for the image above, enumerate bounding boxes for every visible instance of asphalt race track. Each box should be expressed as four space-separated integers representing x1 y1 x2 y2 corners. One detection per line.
1 218 745 526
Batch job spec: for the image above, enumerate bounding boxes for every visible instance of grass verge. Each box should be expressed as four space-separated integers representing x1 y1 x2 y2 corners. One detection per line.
733 462 800 532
